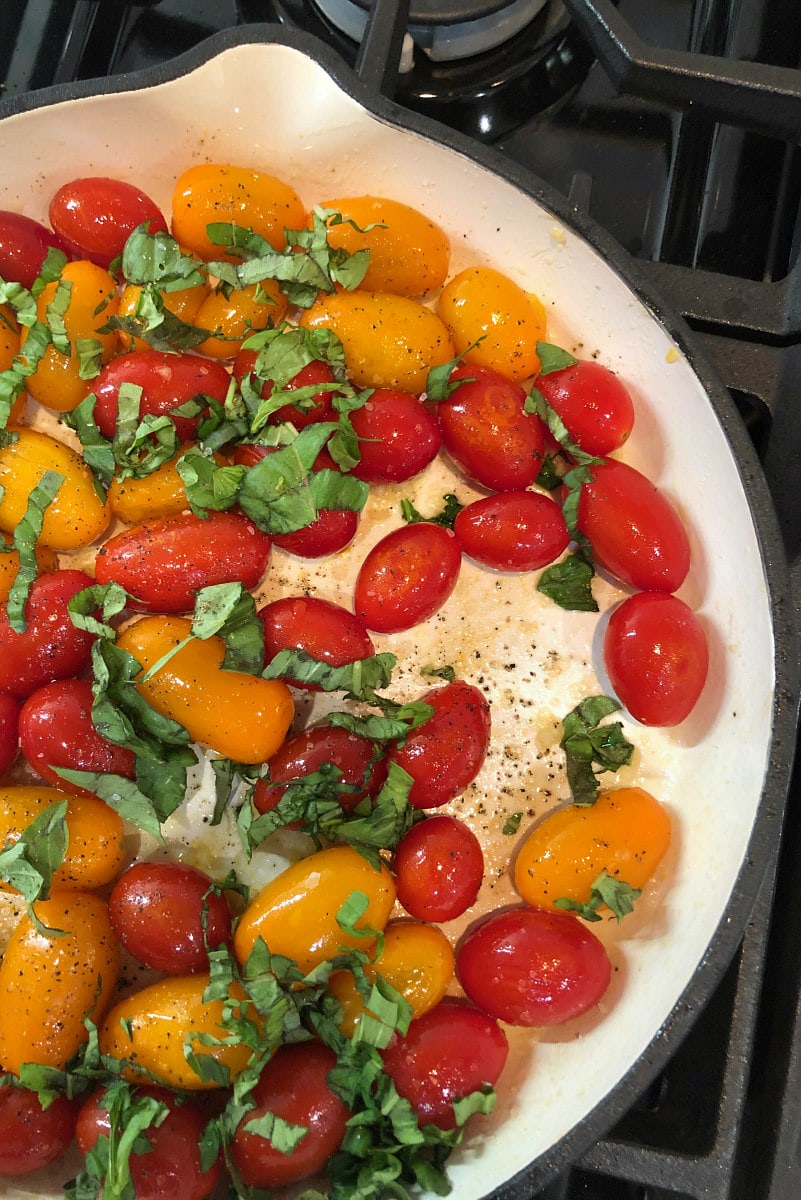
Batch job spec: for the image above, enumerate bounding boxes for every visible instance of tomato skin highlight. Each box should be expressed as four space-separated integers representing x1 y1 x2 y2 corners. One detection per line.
604 592 709 725
456 906 612 1027
109 861 233 974
0 569 97 700
76 1085 221 1200
354 522 461 634
576 458 691 592
48 176 168 267
0 210 71 290
389 680 490 810
259 595 375 684
350 388 442 483
454 489 569 571
381 999 508 1131
255 723 387 815
0 1083 79 1176
19 677 136 792
231 1041 350 1188
393 814 484 921
92 349 231 442
535 360 635 456
95 510 273 612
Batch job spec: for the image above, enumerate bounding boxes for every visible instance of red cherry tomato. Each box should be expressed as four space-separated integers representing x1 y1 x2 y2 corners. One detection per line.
19 678 136 793
393 814 483 921
108 861 232 974
604 591 709 726
0 569 96 699
535 360 635 456
436 364 546 490
0 693 20 777
230 1041 350 1188
254 723 387 816
272 507 359 558
0 1082 79 1176
576 458 691 592
354 522 461 634
350 388 441 483
456 907 612 1026
233 350 337 429
0 211 71 290
259 595 375 685
76 1085 220 1200
381 999 508 1131
48 176 168 268
389 680 490 809
453 489 569 571
95 511 272 612
92 350 231 441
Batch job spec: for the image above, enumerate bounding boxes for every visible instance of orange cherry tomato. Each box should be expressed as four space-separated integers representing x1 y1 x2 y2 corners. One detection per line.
437 265 547 382
194 280 288 359
171 163 306 260
115 278 210 352
318 196 450 296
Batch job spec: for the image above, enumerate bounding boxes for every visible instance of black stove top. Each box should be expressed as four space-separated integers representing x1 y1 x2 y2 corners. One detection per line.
1 3 800 1198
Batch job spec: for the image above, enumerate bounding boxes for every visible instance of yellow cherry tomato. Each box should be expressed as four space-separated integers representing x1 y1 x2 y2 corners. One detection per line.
194 280 288 360
233 845 396 974
0 890 120 1073
0 427 111 550
22 260 119 412
318 196 450 296
0 536 57 602
329 919 455 1036
99 974 252 1090
117 615 294 764
513 786 672 912
437 265 547 382
0 786 125 892
108 443 222 524
300 291 454 392
115 279 210 352
171 163 307 260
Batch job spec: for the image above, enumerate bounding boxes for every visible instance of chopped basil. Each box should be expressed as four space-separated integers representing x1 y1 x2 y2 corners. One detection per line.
560 695 635 806
0 801 68 931
63 1078 168 1200
424 343 481 402
400 492 464 529
120 225 207 292
535 340 579 375
5 469 63 632
44 277 73 354
421 664 456 682
502 812 523 836
554 872 642 922
536 548 598 612
263 648 395 697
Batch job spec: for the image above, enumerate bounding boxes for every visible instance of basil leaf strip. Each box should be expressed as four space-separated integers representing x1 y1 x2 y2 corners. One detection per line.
560 695 635 806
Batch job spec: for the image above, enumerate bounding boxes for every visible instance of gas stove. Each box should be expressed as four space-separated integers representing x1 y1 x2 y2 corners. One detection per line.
1 3 800 1198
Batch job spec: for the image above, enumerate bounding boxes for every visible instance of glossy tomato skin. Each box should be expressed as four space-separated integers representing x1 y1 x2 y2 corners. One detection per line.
0 569 96 700
233 350 337 429
48 176 168 268
535 360 635 456
19 678 135 792
436 364 546 491
393 814 483 921
604 592 709 725
259 595 374 681
0 211 70 290
0 1083 79 1176
231 1042 350 1188
95 511 272 612
254 723 388 815
76 1085 221 1200
354 522 461 634
456 907 612 1027
454 489 569 572
389 680 490 809
92 350 231 441
381 999 508 1131
108 862 232 974
576 458 691 592
350 388 441 483
0 693 19 777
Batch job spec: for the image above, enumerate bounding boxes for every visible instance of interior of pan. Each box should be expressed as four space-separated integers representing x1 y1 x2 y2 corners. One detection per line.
0 26 794 1200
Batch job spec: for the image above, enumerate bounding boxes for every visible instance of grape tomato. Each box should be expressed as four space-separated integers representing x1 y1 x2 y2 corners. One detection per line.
48 176 168 267
354 521 462 634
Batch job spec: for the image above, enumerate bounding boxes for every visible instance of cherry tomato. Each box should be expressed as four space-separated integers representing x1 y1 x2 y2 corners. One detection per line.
272 506 360 558
0 1083 79 1176
393 814 483 921
108 861 233 974
259 595 375 683
92 349 231 441
604 592 709 725
0 693 19 776
231 1041 350 1188
0 569 96 699
389 680 490 809
48 176 168 267
195 280 288 360
354 522 461 634
456 907 612 1027
171 163 306 259
576 458 691 592
381 999 508 1131
233 350 337 429
254 723 387 816
437 265 547 382
77 1085 220 1200
95 510 272 612
535 359 635 456
0 210 71 290
453 489 569 571
350 388 441 483
19 678 135 792
436 365 546 490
